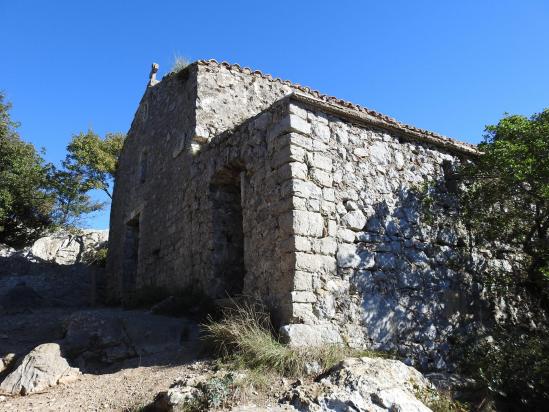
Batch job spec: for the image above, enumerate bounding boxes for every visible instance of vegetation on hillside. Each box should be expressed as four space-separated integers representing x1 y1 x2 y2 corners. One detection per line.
423 108 549 410
0 92 124 246
461 109 549 289
0 92 55 246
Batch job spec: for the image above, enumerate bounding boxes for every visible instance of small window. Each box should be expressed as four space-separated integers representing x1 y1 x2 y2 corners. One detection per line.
139 151 148 183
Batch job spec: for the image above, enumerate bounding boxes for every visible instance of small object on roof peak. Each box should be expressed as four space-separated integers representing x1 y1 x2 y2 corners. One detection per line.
148 63 159 87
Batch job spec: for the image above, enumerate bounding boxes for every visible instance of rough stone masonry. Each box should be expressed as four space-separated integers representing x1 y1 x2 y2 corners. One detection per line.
107 60 508 371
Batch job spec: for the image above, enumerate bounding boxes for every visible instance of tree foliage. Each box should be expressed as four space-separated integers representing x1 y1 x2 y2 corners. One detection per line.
65 130 125 199
447 109 549 409
47 167 104 227
0 93 125 247
461 109 549 285
0 92 54 246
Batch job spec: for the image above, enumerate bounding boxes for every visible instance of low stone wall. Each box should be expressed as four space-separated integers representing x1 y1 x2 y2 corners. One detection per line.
0 231 107 308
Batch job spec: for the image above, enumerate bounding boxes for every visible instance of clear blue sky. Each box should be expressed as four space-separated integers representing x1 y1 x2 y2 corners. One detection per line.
2 0 548 229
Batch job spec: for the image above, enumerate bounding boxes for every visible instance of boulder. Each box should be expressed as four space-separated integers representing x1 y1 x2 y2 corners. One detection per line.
282 357 433 412
0 343 80 395
25 230 108 265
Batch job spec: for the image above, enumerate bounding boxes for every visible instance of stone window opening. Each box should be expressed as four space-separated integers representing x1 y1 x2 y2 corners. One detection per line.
139 151 148 183
209 165 246 298
122 215 140 296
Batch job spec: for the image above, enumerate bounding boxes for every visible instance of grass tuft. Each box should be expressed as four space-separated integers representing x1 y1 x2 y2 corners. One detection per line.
202 300 382 377
171 55 190 73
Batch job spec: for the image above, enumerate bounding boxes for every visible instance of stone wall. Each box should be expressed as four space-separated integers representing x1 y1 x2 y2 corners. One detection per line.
276 96 513 370
0 231 107 308
107 66 199 299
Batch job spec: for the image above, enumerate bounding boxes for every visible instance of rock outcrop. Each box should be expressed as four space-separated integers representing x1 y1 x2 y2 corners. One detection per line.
283 357 433 412
21 230 108 265
0 230 108 308
0 343 80 395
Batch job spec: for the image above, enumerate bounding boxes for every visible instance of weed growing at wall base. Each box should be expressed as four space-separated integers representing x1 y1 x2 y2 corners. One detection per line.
202 300 383 378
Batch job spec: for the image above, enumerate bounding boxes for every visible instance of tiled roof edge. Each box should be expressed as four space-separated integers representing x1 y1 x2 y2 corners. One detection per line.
196 59 479 156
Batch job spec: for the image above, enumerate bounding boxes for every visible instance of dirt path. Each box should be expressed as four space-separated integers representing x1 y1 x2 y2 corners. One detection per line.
1 359 210 411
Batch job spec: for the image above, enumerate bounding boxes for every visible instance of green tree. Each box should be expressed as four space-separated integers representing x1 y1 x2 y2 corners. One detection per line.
47 167 104 227
460 109 549 286
0 92 54 246
64 130 125 199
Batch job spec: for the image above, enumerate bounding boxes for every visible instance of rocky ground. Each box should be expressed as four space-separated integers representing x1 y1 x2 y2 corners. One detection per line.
0 306 444 412
0 232 451 411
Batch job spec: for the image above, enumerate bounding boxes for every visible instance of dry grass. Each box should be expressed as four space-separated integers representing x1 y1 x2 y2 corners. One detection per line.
202 301 382 378
171 55 190 73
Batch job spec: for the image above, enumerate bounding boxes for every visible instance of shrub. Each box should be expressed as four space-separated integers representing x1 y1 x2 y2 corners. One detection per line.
414 384 469 412
202 300 381 377
83 246 108 267
457 325 549 410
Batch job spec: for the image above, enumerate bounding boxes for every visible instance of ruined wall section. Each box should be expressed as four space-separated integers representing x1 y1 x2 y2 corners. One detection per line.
107 67 199 300
281 97 513 370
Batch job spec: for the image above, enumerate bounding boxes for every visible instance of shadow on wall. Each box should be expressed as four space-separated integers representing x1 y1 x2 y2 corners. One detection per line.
342 183 497 371
0 256 100 309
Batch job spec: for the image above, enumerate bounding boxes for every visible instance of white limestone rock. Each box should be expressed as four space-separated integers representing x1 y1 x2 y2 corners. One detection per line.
283 357 433 412
336 244 360 269
0 343 80 395
279 324 342 347
24 230 108 265
0 244 15 258
342 210 366 231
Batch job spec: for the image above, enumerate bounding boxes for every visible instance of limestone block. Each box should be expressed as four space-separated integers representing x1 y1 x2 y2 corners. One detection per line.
337 228 356 243
295 252 322 272
290 303 317 324
289 102 308 119
320 200 336 215
369 141 391 165
376 253 398 270
353 147 369 158
322 188 335 202
310 169 333 188
342 210 367 231
277 161 308 182
288 132 314 151
293 211 324 237
294 271 313 291
312 122 331 143
308 153 332 171
291 291 317 303
279 324 342 346
313 237 337 256
327 220 337 236
282 357 433 412
358 251 376 269
290 180 322 200
287 114 311 135
272 143 306 168
337 244 361 269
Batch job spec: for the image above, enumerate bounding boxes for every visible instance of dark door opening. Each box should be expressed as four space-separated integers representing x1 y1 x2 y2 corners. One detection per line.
210 167 245 297
122 215 140 295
